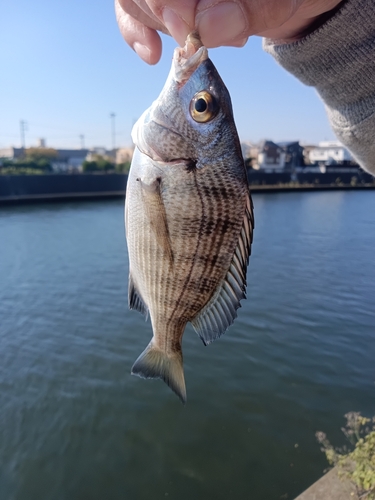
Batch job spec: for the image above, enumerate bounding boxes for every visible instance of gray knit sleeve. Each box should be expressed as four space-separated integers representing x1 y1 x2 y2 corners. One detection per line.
263 0 375 175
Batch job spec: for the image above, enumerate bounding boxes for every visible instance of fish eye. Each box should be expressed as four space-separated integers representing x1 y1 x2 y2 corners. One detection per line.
190 91 218 123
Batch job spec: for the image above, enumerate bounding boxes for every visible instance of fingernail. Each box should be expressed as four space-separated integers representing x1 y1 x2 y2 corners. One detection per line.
133 42 152 64
197 2 247 47
162 8 190 46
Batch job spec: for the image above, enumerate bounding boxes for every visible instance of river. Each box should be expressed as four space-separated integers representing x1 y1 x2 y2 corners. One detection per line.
0 190 374 500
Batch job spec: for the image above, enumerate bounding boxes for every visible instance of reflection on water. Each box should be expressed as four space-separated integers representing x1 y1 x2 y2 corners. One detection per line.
0 191 374 500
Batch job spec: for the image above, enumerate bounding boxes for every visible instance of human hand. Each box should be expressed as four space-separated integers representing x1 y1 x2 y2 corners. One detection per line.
115 0 344 64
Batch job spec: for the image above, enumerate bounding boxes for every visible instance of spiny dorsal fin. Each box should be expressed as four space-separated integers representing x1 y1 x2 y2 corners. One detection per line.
128 273 148 318
191 189 254 345
131 342 186 403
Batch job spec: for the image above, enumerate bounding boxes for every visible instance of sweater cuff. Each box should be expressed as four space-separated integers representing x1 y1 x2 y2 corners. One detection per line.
263 0 375 174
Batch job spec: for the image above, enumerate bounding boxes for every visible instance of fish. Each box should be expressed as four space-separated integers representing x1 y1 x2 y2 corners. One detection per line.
125 32 254 403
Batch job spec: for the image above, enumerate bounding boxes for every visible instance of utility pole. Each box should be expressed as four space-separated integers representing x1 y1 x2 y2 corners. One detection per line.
80 134 85 149
110 113 116 151
20 120 27 149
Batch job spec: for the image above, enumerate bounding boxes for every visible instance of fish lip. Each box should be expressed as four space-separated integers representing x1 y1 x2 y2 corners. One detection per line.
136 148 197 169
173 32 208 84
133 116 192 163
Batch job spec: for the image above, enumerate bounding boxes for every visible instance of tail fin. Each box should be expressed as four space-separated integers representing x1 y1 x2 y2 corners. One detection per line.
131 342 186 404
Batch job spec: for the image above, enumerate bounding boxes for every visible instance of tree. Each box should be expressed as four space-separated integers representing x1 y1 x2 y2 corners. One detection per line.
25 148 58 162
81 155 115 172
115 161 131 173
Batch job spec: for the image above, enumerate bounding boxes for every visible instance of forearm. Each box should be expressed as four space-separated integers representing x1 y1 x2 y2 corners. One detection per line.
263 0 375 175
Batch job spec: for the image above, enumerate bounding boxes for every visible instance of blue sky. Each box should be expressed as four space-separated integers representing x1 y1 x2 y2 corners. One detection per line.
0 0 337 150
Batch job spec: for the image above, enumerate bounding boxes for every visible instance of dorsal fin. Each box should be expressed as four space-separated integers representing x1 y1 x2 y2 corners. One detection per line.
191 190 254 345
128 273 148 318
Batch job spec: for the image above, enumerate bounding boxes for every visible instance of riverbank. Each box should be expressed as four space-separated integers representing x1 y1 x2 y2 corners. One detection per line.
1 172 375 205
0 173 127 204
1 183 375 205
295 467 358 500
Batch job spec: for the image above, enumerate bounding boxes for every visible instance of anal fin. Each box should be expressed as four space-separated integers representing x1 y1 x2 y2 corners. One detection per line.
128 273 148 318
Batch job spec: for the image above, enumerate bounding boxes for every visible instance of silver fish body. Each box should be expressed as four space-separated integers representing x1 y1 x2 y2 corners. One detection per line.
125 34 254 403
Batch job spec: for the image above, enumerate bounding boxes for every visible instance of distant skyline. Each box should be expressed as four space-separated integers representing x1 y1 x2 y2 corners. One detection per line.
1 0 338 151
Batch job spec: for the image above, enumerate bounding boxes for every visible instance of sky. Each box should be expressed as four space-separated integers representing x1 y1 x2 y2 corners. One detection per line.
0 0 337 151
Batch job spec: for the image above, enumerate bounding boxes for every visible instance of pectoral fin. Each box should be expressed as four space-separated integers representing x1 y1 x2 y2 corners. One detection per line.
138 177 173 264
191 189 254 345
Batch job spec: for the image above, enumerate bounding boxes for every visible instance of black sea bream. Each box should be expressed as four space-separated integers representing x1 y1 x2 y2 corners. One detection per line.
125 33 254 403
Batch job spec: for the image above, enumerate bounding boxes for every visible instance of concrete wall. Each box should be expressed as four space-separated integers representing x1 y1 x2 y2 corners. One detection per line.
296 171 373 185
0 173 127 201
0 170 373 203
248 171 291 185
247 170 374 186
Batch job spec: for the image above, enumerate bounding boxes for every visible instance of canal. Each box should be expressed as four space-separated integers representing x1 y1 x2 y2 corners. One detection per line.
0 191 374 500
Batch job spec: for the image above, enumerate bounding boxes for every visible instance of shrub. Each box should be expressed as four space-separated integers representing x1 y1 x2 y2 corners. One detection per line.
316 412 375 499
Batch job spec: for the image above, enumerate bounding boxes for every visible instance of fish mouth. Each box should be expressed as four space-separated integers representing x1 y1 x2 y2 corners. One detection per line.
173 32 208 85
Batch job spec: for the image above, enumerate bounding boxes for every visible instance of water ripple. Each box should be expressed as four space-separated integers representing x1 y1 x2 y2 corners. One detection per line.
0 193 374 500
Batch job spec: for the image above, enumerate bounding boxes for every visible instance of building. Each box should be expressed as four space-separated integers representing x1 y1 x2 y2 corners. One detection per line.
0 147 25 161
87 147 117 160
240 141 256 160
52 149 90 171
116 147 134 164
240 142 259 169
254 140 286 171
278 141 304 169
0 145 121 171
309 141 353 165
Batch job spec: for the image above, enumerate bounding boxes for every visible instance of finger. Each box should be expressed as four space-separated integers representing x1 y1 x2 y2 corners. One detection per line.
115 0 163 64
143 0 197 47
195 0 250 48
194 0 302 47
117 0 168 34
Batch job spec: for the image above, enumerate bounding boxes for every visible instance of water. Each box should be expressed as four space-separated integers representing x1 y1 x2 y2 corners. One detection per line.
0 191 374 500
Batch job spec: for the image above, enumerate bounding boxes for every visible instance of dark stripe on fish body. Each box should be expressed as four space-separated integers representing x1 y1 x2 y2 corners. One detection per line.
166 169 205 327
197 277 218 295
182 173 232 316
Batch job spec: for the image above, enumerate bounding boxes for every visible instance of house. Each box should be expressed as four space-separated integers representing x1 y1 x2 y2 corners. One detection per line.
278 141 304 169
0 147 25 161
241 142 257 160
52 149 90 171
254 140 286 171
87 147 118 160
0 145 124 171
240 142 259 169
309 141 354 165
116 147 134 164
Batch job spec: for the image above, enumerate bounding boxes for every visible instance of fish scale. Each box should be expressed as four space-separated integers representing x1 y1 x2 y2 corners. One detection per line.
126 33 254 403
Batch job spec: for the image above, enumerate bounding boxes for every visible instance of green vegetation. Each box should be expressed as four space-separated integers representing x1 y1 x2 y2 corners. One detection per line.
1 151 131 175
0 148 57 174
115 161 131 174
25 147 58 163
82 154 130 174
0 166 45 175
317 412 375 499
82 154 113 172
